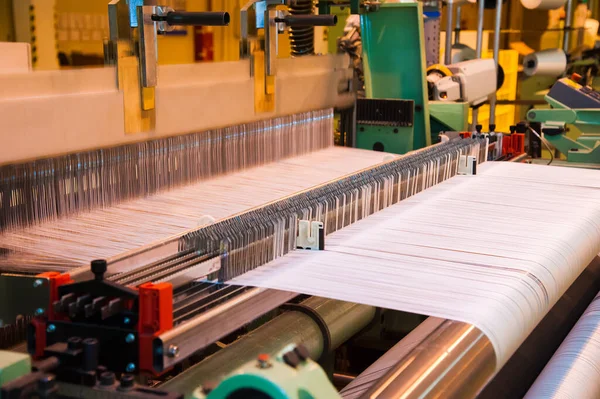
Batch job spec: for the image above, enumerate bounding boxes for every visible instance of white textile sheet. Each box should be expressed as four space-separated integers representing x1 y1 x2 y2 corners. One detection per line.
233 162 600 369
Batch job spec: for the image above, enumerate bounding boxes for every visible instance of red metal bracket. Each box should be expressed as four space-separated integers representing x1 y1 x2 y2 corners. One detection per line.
138 282 173 374
36 272 73 320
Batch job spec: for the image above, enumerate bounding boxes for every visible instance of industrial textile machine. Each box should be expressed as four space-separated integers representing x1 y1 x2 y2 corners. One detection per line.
1 0 600 399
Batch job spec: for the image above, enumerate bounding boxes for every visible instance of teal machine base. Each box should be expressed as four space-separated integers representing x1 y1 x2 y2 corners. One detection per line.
527 77 600 164
429 101 469 144
358 2 431 154
0 351 31 387
193 344 341 399
356 100 468 152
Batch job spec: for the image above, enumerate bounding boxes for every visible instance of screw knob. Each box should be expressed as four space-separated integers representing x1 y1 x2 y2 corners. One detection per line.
91 259 107 281
67 337 82 350
120 374 135 389
100 371 116 386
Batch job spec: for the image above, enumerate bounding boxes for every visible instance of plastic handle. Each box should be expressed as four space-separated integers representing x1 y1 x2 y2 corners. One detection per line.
152 11 230 26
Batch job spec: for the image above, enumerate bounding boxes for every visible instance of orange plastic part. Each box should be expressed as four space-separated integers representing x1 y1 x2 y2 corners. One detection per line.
36 272 73 320
502 133 525 157
138 282 173 374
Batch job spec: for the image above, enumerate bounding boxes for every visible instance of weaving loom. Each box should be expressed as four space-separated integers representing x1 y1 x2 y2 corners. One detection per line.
2 2 600 399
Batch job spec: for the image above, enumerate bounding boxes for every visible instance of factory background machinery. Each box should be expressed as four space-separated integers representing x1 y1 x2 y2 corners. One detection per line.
0 0 599 398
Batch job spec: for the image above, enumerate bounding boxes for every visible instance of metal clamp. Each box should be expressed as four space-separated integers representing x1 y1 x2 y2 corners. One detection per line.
457 155 477 175
106 1 229 133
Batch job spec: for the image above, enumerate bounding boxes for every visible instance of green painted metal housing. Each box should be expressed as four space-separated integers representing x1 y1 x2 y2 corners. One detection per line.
359 2 431 154
193 345 341 399
527 96 600 164
0 351 31 387
429 102 469 144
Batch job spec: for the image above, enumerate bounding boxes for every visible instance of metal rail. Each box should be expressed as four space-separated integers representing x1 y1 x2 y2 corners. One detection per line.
153 287 298 372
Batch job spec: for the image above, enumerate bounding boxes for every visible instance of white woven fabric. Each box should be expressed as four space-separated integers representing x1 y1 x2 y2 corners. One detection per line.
233 162 600 369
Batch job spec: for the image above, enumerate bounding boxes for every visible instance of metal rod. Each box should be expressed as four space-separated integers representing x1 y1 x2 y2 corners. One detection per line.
444 0 454 65
471 0 486 130
454 5 461 45
278 14 337 27
159 297 376 395
333 373 356 385
359 320 496 399
489 0 502 127
563 0 573 53
475 0 484 58
154 287 298 372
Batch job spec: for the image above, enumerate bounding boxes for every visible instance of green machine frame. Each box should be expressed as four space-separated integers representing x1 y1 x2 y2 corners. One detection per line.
193 344 340 399
357 2 431 154
527 98 600 164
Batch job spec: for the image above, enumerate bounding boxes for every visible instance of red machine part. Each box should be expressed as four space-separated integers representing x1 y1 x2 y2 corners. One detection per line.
30 318 47 358
502 133 525 157
138 282 173 374
31 272 73 357
36 272 74 320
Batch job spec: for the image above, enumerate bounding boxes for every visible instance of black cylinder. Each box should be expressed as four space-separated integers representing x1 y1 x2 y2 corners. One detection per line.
287 0 315 56
282 14 337 27
67 337 82 351
163 11 230 26
91 259 107 281
82 338 99 371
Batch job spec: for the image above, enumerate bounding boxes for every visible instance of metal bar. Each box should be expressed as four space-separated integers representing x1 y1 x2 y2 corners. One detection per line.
475 0 484 58
471 0 486 130
137 6 158 88
444 0 454 65
488 0 502 127
153 288 298 372
160 296 376 395
109 250 196 284
454 5 461 45
563 0 573 53
265 8 278 76
172 286 247 324
359 320 496 399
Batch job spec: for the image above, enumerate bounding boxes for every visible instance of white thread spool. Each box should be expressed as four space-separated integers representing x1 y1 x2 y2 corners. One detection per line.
523 49 567 77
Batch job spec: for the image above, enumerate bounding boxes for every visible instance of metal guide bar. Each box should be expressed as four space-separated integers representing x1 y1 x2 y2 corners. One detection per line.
154 287 297 372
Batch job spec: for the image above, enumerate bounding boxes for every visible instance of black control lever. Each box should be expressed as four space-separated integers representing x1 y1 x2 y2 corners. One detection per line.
275 14 337 27
152 11 230 26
